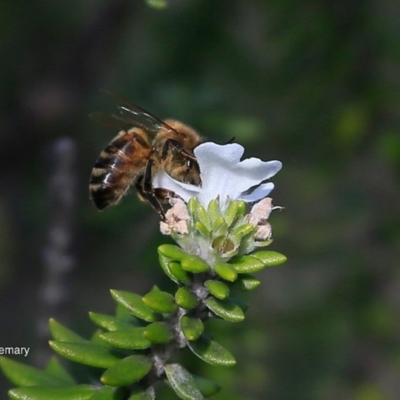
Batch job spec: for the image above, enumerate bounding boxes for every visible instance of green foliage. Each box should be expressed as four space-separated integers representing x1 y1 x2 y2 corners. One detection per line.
0 198 285 399
145 0 168 10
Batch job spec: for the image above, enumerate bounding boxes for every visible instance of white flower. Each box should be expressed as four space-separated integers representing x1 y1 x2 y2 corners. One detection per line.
152 142 282 209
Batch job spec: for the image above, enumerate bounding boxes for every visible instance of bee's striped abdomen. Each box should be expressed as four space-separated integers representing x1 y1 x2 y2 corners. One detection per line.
89 130 151 210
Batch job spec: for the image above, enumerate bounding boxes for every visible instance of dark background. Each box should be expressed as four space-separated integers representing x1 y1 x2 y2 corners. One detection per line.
0 0 399 399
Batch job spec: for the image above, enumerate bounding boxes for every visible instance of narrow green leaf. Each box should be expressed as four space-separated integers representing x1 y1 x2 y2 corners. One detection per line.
8 385 96 400
252 250 287 267
144 322 174 344
211 217 227 236
193 375 221 398
194 221 210 238
49 319 87 343
175 287 199 310
101 355 152 387
145 0 168 10
90 330 107 345
253 239 273 248
232 274 261 291
207 198 221 222
49 341 121 368
158 244 187 261
159 256 191 284
115 305 141 324
187 198 198 219
204 280 230 300
196 201 212 230
142 286 177 314
225 200 246 226
0 357 70 387
45 357 76 385
237 200 247 216
128 387 156 399
213 263 238 282
89 312 138 331
165 363 204 400
204 297 245 322
99 327 151 350
90 386 127 400
188 337 236 367
169 261 191 284
110 290 159 322
180 316 204 341
181 255 208 273
231 223 255 239
229 254 266 273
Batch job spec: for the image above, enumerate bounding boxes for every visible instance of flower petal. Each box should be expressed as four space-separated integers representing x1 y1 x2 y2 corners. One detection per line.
152 171 200 203
153 142 282 208
239 183 275 203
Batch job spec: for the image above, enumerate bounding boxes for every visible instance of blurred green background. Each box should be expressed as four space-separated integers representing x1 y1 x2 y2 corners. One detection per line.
0 0 399 399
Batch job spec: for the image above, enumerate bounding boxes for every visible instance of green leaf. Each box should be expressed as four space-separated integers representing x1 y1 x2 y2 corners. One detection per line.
175 287 199 310
115 305 142 324
142 286 177 314
188 337 236 367
231 223 255 239
194 221 210 238
251 250 287 267
159 256 191 284
8 385 96 400
49 341 122 368
196 202 212 230
144 322 174 344
211 217 227 236
180 255 209 273
99 327 151 350
110 290 159 322
0 357 70 387
207 198 221 222
45 357 76 385
101 355 152 387
127 387 155 399
89 312 138 332
180 316 204 341
168 261 191 284
224 200 246 227
90 330 107 345
193 375 221 398
158 244 187 261
145 0 168 10
204 297 245 322
89 386 127 400
49 319 87 343
213 263 238 282
204 280 230 300
229 254 266 273
165 363 204 400
232 274 260 291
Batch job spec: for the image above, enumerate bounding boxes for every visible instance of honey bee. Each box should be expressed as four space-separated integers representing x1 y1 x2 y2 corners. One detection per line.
89 93 203 219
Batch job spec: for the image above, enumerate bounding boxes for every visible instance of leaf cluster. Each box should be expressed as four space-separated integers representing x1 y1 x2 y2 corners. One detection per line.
0 242 285 399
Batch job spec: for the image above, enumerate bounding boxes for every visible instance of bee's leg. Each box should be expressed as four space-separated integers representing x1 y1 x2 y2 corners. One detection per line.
161 138 200 183
153 188 177 202
136 160 166 220
161 139 197 161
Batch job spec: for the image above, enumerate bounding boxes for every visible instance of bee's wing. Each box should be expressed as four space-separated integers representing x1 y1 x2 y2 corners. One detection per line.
93 90 177 136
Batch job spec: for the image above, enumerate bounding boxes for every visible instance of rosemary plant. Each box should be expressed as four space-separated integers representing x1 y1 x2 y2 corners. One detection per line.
0 142 286 399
